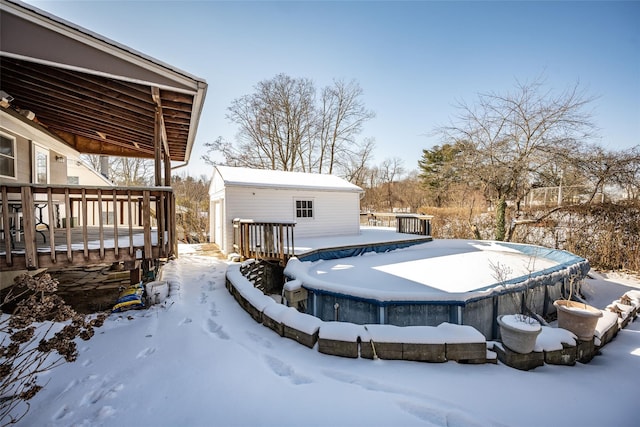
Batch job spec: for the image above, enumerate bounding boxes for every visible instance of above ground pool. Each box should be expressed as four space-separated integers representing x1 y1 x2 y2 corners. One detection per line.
284 238 590 339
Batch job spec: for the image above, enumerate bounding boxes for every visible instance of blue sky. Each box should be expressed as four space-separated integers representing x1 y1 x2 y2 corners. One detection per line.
27 0 640 178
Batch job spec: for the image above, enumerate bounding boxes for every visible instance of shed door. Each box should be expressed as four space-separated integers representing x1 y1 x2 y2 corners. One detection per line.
214 200 223 247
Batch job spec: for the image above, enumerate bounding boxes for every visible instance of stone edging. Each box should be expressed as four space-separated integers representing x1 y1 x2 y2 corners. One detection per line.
227 261 639 370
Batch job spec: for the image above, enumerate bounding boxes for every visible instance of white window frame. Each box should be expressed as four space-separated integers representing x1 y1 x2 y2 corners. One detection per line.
295 199 314 219
0 131 17 179
33 143 49 184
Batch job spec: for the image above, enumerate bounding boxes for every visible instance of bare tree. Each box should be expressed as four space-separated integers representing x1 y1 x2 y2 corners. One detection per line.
218 74 316 171
379 157 405 211
317 79 375 174
395 170 426 212
112 157 154 186
79 155 153 186
203 74 375 177
577 145 640 202
172 174 210 242
339 137 376 187
436 78 596 240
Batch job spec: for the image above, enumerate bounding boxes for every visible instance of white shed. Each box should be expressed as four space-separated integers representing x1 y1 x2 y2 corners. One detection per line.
209 166 363 255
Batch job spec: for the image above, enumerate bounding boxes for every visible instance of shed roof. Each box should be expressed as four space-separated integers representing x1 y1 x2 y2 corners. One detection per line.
214 166 363 193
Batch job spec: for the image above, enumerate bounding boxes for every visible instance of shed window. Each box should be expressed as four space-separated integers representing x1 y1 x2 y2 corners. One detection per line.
0 133 16 178
295 200 313 218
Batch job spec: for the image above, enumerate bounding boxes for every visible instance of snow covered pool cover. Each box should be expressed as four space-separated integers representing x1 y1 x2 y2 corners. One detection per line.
285 239 582 302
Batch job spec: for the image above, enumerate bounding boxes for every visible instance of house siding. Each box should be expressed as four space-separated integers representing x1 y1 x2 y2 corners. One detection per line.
220 186 359 254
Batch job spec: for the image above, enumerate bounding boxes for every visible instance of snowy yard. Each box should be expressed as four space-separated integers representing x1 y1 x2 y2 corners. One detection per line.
19 244 640 427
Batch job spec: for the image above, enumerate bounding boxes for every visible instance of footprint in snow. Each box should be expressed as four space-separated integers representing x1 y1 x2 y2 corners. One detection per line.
80 378 123 407
209 302 219 317
264 355 312 385
136 347 156 359
322 370 405 395
396 401 490 427
246 331 273 349
53 404 73 421
96 405 116 421
396 401 449 426
206 319 230 340
199 292 208 304
61 379 78 394
80 389 104 406
179 317 193 325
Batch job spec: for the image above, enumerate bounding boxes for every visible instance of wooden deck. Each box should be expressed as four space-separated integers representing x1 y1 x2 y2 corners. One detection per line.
1 184 175 272
0 226 164 271
231 214 433 266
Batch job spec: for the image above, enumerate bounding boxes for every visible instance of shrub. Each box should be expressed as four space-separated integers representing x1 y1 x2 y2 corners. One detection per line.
0 273 106 425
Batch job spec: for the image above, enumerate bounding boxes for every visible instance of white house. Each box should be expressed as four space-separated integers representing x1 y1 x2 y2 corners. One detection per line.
209 166 364 255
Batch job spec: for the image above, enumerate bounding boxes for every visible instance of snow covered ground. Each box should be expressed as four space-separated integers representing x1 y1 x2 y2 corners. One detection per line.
19 244 640 427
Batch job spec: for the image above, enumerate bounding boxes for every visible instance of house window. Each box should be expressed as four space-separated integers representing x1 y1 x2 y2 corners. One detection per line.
0 133 16 178
295 200 313 218
33 144 49 184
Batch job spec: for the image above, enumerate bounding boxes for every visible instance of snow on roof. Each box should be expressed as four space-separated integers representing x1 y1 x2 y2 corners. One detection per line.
215 165 363 192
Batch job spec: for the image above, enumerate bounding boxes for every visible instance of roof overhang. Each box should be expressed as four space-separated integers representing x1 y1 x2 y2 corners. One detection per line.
0 0 207 162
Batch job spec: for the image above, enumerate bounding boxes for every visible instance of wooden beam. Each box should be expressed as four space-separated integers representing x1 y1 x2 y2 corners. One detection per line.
152 87 171 161
154 108 162 186
54 130 155 158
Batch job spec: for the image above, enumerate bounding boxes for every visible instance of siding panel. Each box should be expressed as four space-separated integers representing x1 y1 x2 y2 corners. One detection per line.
220 186 360 254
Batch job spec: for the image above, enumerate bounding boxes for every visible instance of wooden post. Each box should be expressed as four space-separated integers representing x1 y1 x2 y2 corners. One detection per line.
279 224 284 263
168 191 175 258
65 189 72 262
158 191 165 256
21 186 37 269
112 189 119 258
82 189 89 260
46 188 56 263
143 190 152 260
97 189 105 259
127 191 134 256
1 186 12 266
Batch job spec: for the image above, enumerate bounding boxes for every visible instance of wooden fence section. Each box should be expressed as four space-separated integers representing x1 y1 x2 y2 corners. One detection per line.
232 219 295 265
0 184 175 271
396 215 432 236
363 213 433 236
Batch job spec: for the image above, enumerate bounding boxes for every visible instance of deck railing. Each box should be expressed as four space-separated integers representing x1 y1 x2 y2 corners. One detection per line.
362 213 433 236
232 219 295 265
0 184 175 271
396 215 432 236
